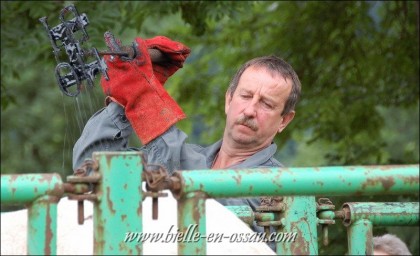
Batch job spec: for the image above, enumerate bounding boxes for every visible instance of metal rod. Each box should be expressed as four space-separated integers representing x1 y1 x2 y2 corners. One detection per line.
93 151 144 255
1 174 64 204
342 202 419 226
172 165 419 198
27 195 59 255
97 48 167 63
98 51 129 56
347 219 373 255
177 191 207 255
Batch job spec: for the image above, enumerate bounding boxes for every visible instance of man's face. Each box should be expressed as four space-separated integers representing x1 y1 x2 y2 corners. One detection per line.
224 66 295 149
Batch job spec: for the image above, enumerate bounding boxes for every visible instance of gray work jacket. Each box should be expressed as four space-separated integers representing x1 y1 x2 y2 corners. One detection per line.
73 102 283 250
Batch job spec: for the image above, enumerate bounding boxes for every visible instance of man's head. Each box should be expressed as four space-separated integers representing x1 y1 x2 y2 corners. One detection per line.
227 56 301 116
224 56 301 150
373 234 411 255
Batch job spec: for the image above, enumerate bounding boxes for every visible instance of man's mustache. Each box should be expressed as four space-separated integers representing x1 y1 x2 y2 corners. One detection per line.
235 115 258 131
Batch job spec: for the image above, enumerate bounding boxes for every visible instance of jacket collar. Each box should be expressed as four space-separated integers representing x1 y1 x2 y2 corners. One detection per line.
205 140 278 169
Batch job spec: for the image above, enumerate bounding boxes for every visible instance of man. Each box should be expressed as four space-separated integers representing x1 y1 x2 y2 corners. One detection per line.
73 35 301 250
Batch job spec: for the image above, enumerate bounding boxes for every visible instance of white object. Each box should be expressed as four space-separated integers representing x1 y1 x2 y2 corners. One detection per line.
1 191 275 255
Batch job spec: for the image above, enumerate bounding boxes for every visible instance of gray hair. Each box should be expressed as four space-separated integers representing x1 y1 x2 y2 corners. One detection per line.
227 55 301 116
373 234 411 255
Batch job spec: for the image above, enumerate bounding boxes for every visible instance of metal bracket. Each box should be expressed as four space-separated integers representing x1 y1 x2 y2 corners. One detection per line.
65 158 100 225
316 197 336 246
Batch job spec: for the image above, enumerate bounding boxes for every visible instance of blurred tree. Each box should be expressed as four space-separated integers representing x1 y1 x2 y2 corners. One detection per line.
1 1 418 254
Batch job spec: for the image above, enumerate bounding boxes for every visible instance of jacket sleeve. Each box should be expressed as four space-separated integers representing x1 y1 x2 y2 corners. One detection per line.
72 102 202 175
72 102 133 170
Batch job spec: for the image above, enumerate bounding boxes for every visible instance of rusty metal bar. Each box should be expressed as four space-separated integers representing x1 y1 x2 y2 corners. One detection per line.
1 174 64 204
172 165 419 198
226 205 278 226
347 219 373 255
27 195 59 255
92 151 144 255
276 196 318 255
177 191 207 255
342 202 419 226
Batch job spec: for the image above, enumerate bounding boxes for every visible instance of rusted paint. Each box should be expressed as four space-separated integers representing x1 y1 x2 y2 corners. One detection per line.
233 174 242 184
94 204 105 252
44 201 53 255
177 191 207 254
362 177 396 191
137 185 142 216
402 175 420 185
195 247 201 254
290 227 308 255
78 200 84 225
105 186 116 214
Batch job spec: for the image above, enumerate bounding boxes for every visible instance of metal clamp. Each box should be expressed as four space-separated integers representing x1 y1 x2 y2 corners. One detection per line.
142 159 180 220
316 198 336 246
255 196 285 238
65 158 101 225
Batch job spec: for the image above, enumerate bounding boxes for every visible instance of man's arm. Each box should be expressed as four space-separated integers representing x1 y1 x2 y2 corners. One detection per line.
72 101 195 175
72 102 133 170
73 35 190 171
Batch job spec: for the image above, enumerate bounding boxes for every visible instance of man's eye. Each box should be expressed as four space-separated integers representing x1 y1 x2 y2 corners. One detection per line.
263 102 273 109
241 94 252 99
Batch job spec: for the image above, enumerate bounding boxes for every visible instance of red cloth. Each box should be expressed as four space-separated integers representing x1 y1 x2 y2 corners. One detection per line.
100 36 190 144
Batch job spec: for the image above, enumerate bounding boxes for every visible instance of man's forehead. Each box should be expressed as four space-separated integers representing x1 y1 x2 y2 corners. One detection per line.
238 66 291 91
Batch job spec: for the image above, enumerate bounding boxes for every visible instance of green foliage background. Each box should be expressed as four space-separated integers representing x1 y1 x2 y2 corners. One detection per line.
1 1 419 254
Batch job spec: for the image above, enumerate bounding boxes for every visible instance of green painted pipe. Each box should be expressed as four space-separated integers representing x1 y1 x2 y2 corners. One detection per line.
225 205 255 226
318 210 335 220
347 219 373 255
1 174 64 204
172 165 419 198
276 196 318 255
343 202 419 226
177 191 207 255
93 152 144 255
27 195 59 255
226 205 277 225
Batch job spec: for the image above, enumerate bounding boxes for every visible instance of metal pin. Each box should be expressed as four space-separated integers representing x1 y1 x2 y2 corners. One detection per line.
78 200 84 225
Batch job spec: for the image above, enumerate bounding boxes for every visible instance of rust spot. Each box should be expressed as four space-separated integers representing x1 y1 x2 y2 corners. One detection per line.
124 183 128 190
362 177 395 191
233 174 242 184
402 175 419 185
94 204 105 253
121 214 127 221
106 187 116 214
44 200 53 255
290 228 308 255
137 185 143 216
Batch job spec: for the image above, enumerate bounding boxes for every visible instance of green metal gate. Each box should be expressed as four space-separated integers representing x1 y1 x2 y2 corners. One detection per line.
1 151 419 255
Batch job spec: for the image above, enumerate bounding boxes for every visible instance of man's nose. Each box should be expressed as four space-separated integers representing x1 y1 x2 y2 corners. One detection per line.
243 98 257 117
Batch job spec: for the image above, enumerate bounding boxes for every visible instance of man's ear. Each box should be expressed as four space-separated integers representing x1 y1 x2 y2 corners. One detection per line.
277 111 295 133
225 90 232 114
